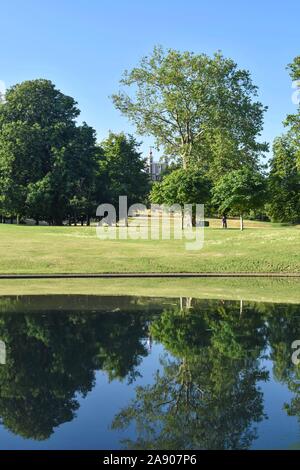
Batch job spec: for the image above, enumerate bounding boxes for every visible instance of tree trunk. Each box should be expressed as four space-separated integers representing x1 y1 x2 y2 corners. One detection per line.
240 214 244 231
181 152 188 170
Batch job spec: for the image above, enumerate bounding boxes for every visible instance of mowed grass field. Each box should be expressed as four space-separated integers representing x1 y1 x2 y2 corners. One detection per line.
0 219 299 274
1 278 300 303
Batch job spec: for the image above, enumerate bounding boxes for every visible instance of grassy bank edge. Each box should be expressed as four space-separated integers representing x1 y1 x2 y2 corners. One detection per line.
0 277 299 304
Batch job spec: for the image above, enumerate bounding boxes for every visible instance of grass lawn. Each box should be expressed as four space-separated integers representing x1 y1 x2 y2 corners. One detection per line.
0 278 300 303
0 219 299 274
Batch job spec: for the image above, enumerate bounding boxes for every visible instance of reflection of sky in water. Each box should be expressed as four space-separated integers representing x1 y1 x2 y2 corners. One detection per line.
252 354 300 450
0 343 298 451
0 296 300 450
0 343 166 450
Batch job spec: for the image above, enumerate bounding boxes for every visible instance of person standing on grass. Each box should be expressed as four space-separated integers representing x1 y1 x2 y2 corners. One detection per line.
222 214 227 229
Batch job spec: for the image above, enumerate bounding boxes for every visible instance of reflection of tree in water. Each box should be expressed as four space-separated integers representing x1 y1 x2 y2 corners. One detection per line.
266 304 300 420
1 297 300 447
0 310 151 440
113 300 269 450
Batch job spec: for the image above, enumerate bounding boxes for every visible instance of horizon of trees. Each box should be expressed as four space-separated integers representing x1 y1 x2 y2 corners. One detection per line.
0 79 150 225
0 48 299 226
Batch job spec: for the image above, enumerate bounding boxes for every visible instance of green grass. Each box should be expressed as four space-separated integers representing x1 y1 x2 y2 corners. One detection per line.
0 220 299 274
0 278 300 303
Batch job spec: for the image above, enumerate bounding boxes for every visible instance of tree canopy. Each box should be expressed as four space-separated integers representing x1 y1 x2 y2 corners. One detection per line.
285 56 300 166
1 53 300 226
0 80 98 224
99 132 150 209
112 46 267 177
0 82 149 224
150 167 211 206
267 135 300 223
212 168 267 229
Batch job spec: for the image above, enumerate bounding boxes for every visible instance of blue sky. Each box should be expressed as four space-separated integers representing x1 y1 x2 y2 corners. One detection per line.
1 0 299 161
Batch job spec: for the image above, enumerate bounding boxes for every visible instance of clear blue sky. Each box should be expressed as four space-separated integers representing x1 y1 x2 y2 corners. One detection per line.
1 0 299 161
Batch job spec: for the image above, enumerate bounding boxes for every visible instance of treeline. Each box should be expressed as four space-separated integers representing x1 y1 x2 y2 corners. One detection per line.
0 48 299 226
114 47 300 226
0 80 149 225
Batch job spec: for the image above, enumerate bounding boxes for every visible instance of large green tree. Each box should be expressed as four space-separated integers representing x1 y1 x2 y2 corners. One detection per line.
99 132 150 209
267 135 300 223
285 56 300 166
150 167 211 224
212 168 267 230
265 57 300 225
112 46 267 177
0 79 97 224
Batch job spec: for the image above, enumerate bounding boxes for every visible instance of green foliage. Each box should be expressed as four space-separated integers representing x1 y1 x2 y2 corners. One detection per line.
113 300 269 449
212 168 267 217
267 135 300 223
0 80 98 224
0 306 151 439
112 300 300 450
112 46 267 175
1 296 300 448
99 132 150 208
150 167 211 207
266 57 300 225
285 56 300 167
150 306 211 358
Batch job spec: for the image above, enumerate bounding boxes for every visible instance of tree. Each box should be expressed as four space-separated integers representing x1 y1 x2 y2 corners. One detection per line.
0 80 97 224
212 168 267 230
265 57 300 225
267 135 300 224
100 132 150 210
112 46 267 176
150 167 211 225
0 121 46 222
285 56 300 167
62 123 98 225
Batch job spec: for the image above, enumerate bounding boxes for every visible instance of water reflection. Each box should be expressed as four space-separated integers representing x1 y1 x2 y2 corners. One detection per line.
0 295 299 449
113 300 269 449
0 301 152 440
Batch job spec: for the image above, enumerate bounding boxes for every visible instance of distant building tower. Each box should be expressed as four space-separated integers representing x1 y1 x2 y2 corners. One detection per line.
148 147 167 181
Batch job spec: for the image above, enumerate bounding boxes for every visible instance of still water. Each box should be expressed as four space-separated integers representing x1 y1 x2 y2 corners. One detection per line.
0 294 300 450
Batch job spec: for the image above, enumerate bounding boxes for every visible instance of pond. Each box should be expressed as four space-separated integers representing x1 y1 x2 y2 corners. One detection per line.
0 294 300 450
